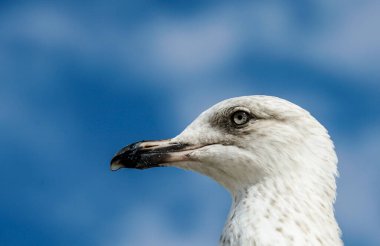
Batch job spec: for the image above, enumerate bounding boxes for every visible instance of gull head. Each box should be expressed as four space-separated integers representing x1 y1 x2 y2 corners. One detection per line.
111 95 342 245
111 95 337 194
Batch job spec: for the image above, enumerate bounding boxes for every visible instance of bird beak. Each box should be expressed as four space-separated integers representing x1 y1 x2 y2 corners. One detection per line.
110 139 195 171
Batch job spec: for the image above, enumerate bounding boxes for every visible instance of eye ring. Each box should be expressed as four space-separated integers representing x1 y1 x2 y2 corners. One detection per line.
231 110 250 126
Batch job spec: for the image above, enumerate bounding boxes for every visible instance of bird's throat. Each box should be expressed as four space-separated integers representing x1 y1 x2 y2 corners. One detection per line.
220 176 342 246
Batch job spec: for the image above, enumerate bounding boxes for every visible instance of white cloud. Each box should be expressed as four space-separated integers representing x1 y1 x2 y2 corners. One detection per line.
117 0 380 87
147 16 240 76
2 1 379 86
0 5 80 49
306 0 380 81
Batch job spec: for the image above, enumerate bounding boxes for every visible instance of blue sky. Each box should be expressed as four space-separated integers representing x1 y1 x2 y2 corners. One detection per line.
1 0 379 245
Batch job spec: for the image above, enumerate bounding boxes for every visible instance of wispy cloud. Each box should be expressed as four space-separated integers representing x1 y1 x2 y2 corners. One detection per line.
2 1 379 83
1 1 379 245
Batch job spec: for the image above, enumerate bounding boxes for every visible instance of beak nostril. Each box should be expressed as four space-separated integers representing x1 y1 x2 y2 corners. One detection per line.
144 144 159 148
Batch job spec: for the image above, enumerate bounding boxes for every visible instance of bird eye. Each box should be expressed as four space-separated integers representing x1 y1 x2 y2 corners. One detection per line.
231 111 250 126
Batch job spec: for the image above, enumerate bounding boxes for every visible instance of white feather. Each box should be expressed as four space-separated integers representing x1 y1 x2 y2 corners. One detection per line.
172 96 342 246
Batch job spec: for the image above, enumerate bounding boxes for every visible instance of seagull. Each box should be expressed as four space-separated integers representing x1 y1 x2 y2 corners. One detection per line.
111 95 342 246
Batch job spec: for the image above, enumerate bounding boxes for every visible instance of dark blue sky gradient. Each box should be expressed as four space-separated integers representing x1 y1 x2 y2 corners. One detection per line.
1 1 379 245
